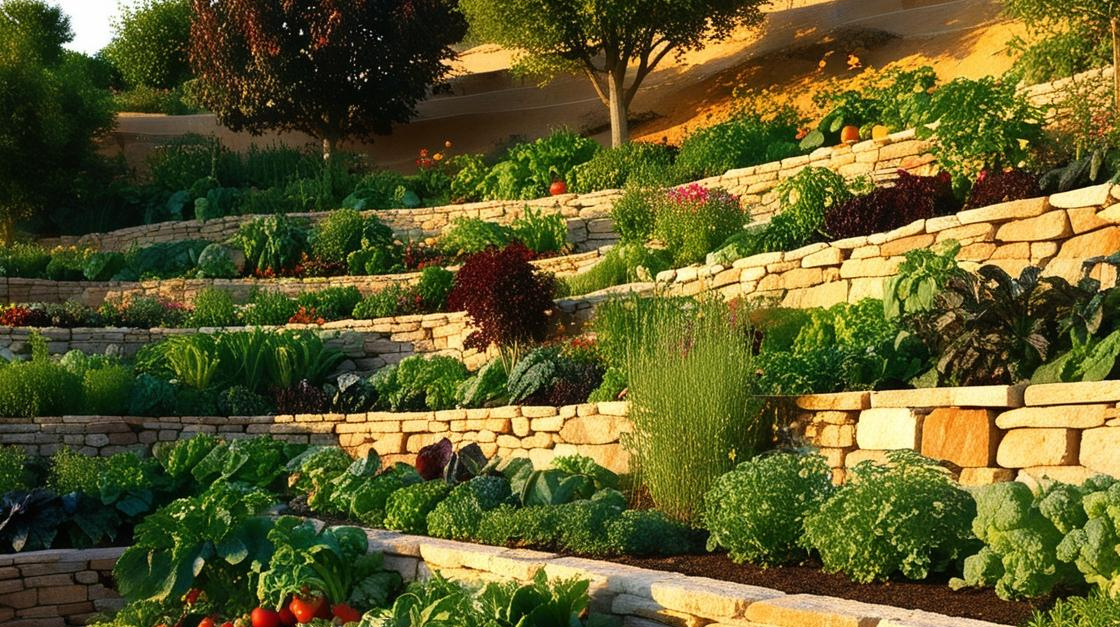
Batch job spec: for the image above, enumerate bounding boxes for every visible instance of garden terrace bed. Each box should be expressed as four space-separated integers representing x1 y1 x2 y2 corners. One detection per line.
13 376 1120 485
0 247 607 306
0 311 491 376
37 129 936 254
0 546 124 627
0 401 633 470
4 525 1024 627
13 378 1120 484
655 184 1120 308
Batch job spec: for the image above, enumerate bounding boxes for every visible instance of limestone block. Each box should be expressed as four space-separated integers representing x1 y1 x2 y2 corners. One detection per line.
995 405 1115 429
1017 466 1100 488
995 211 1072 242
870 385 1024 409
1055 226 1120 258
958 467 1016 486
956 197 1049 225
1025 381 1120 405
1050 183 1112 209
744 593 907 627
795 392 870 411
856 408 922 450
1080 427 1120 477
996 428 1079 468
920 408 1000 467
801 247 845 268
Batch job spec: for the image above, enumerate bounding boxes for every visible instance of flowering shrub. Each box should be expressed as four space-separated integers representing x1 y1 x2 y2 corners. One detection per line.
823 171 957 240
288 306 326 325
653 184 746 266
0 306 49 327
965 168 1042 209
447 243 555 360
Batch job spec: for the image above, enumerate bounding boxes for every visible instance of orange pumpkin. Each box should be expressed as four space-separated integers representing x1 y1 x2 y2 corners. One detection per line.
840 125 861 144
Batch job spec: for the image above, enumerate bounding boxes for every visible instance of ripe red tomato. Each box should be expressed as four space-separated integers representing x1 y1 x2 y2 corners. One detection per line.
277 607 297 627
251 608 281 627
220 622 234 627
288 595 325 624
331 603 362 624
198 618 216 627
184 588 203 606
549 180 567 196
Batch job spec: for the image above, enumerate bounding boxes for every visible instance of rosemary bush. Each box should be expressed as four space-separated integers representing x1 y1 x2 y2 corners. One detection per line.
625 297 769 522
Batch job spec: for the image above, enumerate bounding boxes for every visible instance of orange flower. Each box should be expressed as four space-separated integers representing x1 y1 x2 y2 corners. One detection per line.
444 140 453 149
433 152 444 161
419 148 429 158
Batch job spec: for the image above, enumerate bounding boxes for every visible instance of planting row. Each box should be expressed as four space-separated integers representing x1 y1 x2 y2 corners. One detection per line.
5 435 1120 627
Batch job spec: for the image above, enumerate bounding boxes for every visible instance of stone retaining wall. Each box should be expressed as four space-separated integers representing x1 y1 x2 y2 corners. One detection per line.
358 526 1007 627
0 312 489 377
11 379 1120 487
0 248 605 307
794 381 1120 488
655 184 1120 308
0 401 633 472
0 546 124 627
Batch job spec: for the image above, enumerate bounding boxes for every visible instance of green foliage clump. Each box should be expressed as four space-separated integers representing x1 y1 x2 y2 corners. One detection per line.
674 105 801 180
951 479 1089 600
194 244 238 279
371 355 470 411
190 287 237 327
450 129 600 201
427 475 513 541
704 452 834 566
803 451 976 584
242 290 299 326
1026 592 1120 627
569 142 679 192
440 217 512 257
233 214 309 275
82 364 134 415
383 480 453 535
563 243 671 297
0 445 26 494
455 359 509 409
297 286 362 320
311 209 395 266
626 298 767 522
652 184 746 267
47 446 100 495
0 340 82 418
883 243 964 320
1003 0 1115 84
509 207 569 254
610 185 658 244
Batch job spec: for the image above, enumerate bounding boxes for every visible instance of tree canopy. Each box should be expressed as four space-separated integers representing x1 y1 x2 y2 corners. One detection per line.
102 0 193 89
459 0 768 147
189 0 467 158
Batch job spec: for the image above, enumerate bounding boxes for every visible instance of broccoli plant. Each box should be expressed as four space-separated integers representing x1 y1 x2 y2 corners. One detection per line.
1057 477 1120 596
951 480 1088 600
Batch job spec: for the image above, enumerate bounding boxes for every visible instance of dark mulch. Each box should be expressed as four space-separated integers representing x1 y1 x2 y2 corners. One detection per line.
609 552 1053 626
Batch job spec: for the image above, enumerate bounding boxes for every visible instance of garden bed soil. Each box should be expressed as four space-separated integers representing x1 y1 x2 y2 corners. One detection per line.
609 553 1049 626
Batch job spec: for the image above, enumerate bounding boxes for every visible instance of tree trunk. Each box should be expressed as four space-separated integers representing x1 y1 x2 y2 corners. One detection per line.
1113 17 1120 112
321 135 338 209
607 68 630 148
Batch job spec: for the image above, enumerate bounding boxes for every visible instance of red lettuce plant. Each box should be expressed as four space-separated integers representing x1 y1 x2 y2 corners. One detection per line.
965 168 1042 209
447 243 555 366
415 438 453 480
824 171 958 240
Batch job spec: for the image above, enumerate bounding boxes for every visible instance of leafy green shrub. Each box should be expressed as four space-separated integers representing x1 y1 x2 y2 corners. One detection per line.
427 475 513 541
1025 592 1120 627
0 445 26 494
610 185 658 244
883 243 964 321
190 287 236 327
241 290 299 326
703 452 834 566
452 129 600 200
82 365 134 415
709 167 851 263
415 266 454 312
342 170 410 210
674 105 801 180
112 84 198 114
917 76 1045 184
121 240 210 280
0 352 82 418
439 217 513 257
297 286 362 320
48 446 100 495
127 373 176 416
569 142 679 192
233 214 309 274
562 243 671 297
607 509 696 556
353 285 409 320
652 184 746 266
951 479 1089 600
218 385 272 416
800 65 937 149
510 207 568 254
626 298 767 522
310 209 394 265
455 359 509 409
383 480 453 534
0 242 50 277
371 355 470 411
803 451 976 583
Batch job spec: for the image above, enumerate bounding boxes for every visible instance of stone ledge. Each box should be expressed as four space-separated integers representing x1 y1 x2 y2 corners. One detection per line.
869 386 1025 409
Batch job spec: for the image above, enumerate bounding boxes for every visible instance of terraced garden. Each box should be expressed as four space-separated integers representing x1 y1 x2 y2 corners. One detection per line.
9 1 1120 626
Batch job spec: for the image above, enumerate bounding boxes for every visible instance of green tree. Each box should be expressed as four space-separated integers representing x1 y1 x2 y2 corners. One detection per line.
189 0 466 161
0 0 115 240
459 0 768 147
102 0 192 89
1004 0 1120 105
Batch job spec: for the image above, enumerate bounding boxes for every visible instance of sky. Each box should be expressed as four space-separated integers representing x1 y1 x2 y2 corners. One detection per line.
56 0 126 55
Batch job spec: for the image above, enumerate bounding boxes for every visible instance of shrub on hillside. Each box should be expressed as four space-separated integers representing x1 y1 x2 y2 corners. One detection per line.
569 142 679 192
652 184 746 266
673 105 801 180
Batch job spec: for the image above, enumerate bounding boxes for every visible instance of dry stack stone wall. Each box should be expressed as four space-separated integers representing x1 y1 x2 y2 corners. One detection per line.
654 184 1120 308
0 547 124 627
0 248 605 307
0 312 489 376
0 401 633 473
